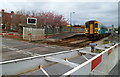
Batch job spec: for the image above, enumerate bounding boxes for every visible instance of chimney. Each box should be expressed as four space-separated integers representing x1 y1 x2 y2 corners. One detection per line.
1 9 5 12
11 11 14 14
26 14 29 17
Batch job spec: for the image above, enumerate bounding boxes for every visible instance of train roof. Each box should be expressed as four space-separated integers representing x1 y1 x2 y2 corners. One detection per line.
85 20 99 23
88 20 97 22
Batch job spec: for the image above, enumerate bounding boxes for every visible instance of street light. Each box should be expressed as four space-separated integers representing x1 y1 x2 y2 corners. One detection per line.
70 12 75 32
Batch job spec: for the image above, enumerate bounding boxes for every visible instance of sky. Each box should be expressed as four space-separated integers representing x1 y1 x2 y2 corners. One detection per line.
0 0 119 27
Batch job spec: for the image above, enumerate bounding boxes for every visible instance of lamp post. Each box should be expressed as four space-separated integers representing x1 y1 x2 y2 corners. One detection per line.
70 12 75 32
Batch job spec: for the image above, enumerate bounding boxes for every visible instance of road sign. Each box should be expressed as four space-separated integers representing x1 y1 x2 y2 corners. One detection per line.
27 17 37 25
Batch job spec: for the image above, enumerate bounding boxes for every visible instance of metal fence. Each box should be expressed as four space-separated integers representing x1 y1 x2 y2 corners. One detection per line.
45 26 85 35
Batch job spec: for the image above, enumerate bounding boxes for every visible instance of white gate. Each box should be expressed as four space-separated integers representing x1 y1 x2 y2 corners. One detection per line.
62 43 119 76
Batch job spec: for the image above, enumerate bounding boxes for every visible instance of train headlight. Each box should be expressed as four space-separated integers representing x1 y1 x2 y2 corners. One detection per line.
86 30 88 31
94 30 98 33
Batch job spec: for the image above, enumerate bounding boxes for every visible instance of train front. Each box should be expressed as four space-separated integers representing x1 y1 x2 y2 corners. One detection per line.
85 20 99 37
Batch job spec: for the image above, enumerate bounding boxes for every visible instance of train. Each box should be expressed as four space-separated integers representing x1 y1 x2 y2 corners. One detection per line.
85 20 112 39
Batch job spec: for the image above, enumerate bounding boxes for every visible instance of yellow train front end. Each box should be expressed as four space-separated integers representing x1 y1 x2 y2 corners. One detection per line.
85 20 99 37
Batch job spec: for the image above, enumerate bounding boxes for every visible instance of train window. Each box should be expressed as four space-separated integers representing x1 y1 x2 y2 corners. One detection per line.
86 23 89 28
95 23 98 28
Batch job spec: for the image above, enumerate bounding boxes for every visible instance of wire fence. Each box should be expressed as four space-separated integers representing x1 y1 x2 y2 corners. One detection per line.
45 27 85 35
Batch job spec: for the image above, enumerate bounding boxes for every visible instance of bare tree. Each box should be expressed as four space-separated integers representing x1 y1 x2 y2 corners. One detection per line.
36 12 68 34
2 9 68 34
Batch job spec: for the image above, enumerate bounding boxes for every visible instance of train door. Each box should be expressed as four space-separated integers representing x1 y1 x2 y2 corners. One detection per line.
90 24 93 34
89 21 94 35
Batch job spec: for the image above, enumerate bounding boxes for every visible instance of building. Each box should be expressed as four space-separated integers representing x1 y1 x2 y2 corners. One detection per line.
1 9 28 32
1 9 10 31
0 13 1 24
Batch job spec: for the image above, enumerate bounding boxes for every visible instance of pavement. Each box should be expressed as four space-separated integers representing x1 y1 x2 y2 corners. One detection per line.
95 37 109 45
1 37 72 61
109 61 120 75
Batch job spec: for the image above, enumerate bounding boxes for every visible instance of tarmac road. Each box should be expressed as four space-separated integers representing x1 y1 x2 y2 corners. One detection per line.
1 37 72 61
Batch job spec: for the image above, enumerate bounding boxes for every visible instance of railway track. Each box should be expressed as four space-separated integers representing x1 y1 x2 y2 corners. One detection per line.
44 35 110 48
44 35 92 48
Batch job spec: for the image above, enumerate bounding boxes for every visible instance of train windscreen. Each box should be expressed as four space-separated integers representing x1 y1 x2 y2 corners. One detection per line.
86 23 89 28
95 23 98 28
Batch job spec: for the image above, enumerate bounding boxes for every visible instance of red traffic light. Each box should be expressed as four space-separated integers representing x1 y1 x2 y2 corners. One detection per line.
27 17 37 25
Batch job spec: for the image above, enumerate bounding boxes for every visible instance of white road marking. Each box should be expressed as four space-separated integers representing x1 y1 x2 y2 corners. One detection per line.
6 39 12 40
2 45 19 51
45 46 56 48
16 49 41 56
3 42 43 57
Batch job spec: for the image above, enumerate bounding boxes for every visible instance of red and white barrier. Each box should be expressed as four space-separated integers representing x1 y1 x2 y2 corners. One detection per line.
0 33 23 36
0 43 119 76
0 33 46 40
91 55 102 71
62 43 119 76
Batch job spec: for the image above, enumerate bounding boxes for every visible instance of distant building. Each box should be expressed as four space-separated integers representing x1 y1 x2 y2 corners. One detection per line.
1 9 29 32
0 13 2 31
0 13 1 24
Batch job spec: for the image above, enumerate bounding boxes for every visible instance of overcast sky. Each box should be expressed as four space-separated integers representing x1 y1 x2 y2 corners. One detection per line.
1 0 119 27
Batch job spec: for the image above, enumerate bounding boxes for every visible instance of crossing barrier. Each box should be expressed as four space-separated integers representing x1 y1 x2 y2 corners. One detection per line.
0 43 119 76
63 43 119 76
